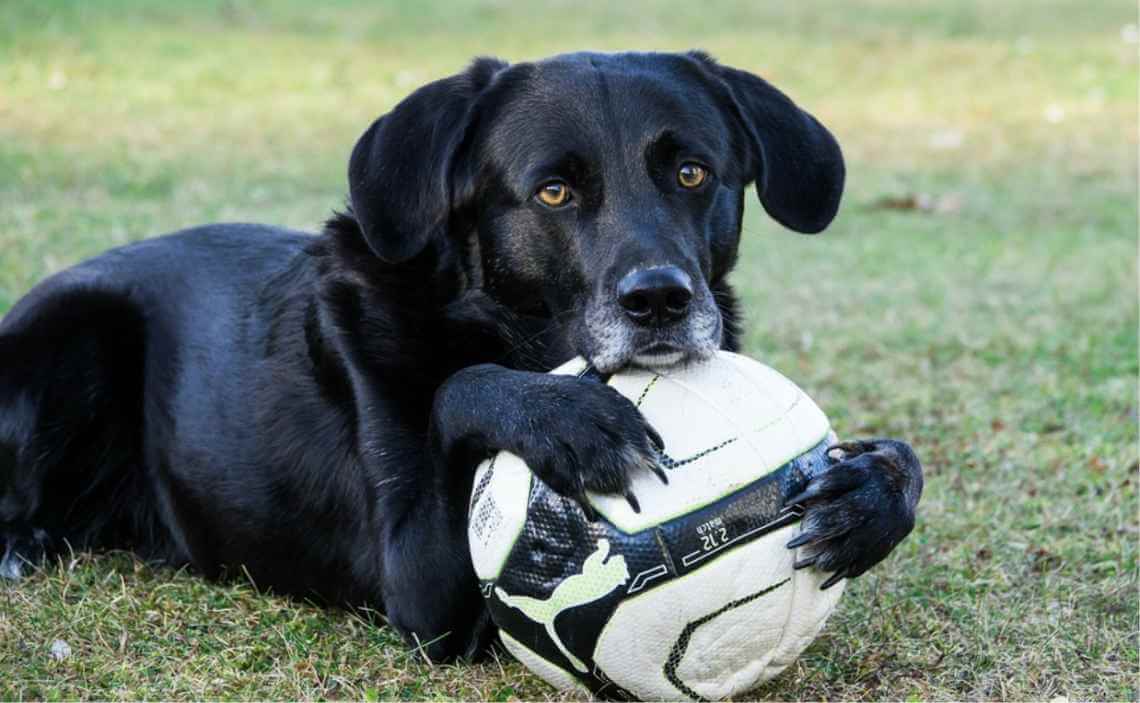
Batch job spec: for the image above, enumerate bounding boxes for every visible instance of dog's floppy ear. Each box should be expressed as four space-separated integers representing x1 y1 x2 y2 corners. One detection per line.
693 52 845 234
348 57 507 263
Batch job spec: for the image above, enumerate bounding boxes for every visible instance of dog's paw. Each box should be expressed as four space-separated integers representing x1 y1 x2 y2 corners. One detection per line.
784 438 923 589
515 376 665 518
0 527 50 580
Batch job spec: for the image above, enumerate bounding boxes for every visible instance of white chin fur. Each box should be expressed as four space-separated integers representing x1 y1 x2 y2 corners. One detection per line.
631 350 686 368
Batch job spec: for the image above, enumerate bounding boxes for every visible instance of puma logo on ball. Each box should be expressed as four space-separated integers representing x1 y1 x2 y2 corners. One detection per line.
495 539 629 672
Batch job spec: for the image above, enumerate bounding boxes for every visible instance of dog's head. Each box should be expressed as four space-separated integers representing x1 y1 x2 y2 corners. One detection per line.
347 51 843 372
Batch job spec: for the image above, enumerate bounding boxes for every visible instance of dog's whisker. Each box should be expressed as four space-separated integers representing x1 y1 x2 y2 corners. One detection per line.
492 304 579 369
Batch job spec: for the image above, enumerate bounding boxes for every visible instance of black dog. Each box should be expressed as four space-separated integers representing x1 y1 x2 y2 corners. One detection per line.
0 51 922 661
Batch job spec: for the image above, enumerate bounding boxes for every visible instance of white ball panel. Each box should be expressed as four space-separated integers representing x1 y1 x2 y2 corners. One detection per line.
767 540 846 674
718 352 802 418
656 352 801 436
593 524 816 700
738 385 831 473
548 356 591 377
607 365 738 457
468 452 533 582
673 581 787 700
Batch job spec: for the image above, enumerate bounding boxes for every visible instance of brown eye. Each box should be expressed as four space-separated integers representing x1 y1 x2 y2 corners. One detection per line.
536 181 571 207
677 163 708 189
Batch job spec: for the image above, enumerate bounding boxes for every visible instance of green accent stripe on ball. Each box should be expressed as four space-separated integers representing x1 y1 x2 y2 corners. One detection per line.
634 374 661 407
657 436 738 470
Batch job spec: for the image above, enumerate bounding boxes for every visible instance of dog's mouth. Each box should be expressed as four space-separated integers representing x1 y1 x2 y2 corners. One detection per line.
580 317 723 374
629 342 688 369
578 283 724 374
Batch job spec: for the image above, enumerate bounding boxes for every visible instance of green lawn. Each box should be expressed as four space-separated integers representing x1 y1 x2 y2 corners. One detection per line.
1 1 1137 700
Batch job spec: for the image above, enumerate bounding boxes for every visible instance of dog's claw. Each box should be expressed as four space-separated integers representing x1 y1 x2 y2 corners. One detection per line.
793 555 818 570
577 496 600 522
820 568 848 590
826 441 870 463
784 489 810 507
649 463 669 485
624 490 641 513
645 424 665 451
786 531 816 549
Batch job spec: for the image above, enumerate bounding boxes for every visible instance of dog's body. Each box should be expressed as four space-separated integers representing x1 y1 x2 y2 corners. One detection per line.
0 51 922 660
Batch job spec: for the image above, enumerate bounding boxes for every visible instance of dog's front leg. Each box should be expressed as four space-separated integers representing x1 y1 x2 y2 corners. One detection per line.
428 363 663 510
784 438 924 588
381 363 660 662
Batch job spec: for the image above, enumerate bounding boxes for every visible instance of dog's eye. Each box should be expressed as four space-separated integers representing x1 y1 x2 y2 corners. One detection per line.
677 163 709 189
535 181 572 208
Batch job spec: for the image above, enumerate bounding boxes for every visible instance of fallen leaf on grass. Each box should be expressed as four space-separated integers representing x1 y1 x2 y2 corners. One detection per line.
866 192 963 215
1027 546 1062 573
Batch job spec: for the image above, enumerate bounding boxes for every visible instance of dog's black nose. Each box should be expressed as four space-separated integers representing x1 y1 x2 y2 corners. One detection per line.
617 266 693 326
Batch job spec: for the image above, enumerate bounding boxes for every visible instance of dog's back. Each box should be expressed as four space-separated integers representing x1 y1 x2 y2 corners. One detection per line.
0 224 314 577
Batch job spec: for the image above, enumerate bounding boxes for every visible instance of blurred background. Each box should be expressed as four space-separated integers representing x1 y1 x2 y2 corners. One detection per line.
1 1 1136 700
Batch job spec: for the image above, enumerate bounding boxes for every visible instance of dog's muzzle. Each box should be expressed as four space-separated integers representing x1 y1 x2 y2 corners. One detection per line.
582 268 722 373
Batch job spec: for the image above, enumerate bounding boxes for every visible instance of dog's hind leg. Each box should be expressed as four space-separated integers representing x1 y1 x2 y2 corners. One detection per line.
0 331 58 578
0 283 169 576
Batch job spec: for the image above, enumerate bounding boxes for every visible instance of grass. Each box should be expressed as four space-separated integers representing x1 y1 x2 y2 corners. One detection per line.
1 0 1137 699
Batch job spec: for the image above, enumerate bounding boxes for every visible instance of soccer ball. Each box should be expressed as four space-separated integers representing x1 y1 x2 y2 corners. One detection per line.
467 352 844 701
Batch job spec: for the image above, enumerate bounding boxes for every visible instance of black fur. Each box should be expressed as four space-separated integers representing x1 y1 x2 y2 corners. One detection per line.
0 51 920 659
